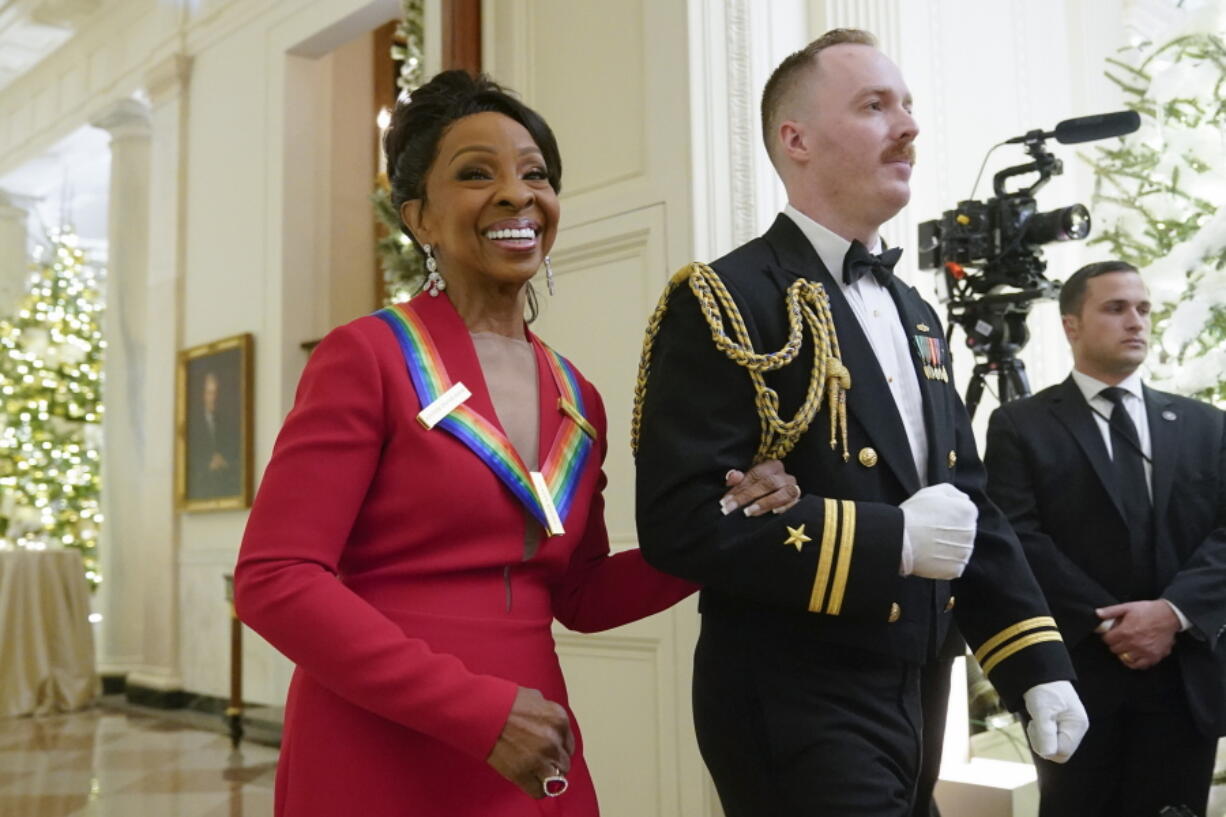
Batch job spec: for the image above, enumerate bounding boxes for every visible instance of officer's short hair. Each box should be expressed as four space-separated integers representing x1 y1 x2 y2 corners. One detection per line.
760 29 878 168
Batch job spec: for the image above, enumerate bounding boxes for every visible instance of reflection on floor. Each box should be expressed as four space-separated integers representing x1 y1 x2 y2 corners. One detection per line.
0 707 278 816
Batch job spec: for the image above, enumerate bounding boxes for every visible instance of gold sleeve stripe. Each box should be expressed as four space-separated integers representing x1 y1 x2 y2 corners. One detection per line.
973 616 1058 665
809 498 839 612
825 500 856 615
980 631 1064 676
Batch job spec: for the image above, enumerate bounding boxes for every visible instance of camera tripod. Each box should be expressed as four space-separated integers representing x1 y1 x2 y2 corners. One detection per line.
964 353 1033 420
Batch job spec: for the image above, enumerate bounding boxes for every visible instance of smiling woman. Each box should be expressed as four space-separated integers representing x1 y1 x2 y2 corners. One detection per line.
401 109 560 313
385 71 562 323
232 69 802 817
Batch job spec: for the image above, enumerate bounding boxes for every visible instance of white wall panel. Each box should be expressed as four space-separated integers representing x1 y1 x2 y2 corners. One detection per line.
531 1 646 197
556 631 665 816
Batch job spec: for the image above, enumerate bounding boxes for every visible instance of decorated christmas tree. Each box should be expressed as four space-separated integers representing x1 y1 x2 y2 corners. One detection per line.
1084 6 1226 405
373 0 427 304
0 227 104 588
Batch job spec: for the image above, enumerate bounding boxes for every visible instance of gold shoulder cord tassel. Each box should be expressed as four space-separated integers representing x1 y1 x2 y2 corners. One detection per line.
631 262 851 464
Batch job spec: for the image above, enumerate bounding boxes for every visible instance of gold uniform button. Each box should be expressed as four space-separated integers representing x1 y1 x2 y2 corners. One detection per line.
888 602 901 623
858 447 878 468
945 595 956 612
947 450 957 469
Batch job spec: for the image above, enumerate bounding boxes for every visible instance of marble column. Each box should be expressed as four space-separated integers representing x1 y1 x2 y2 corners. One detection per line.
124 53 192 698
0 191 29 318
88 97 152 680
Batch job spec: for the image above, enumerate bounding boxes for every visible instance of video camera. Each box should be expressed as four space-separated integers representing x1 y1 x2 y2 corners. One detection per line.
916 111 1140 416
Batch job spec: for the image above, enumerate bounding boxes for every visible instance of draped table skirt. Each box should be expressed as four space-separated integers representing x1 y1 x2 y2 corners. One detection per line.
0 549 97 717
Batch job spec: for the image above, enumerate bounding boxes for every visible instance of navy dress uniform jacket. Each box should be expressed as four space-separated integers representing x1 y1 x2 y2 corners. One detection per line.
635 214 1075 709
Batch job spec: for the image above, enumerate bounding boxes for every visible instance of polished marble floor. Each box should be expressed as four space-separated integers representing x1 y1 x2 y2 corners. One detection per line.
0 707 278 816
3 706 1223 816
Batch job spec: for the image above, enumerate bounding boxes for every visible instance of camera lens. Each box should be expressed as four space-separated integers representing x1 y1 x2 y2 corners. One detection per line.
1024 204 1091 244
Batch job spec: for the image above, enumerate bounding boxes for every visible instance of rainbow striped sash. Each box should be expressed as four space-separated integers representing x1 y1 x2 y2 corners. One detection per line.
376 303 596 536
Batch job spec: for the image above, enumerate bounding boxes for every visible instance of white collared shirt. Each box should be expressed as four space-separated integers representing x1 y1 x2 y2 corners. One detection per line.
784 204 929 486
1070 369 1151 495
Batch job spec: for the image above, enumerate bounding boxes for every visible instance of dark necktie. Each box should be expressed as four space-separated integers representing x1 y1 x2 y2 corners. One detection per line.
843 240 902 286
1099 386 1154 597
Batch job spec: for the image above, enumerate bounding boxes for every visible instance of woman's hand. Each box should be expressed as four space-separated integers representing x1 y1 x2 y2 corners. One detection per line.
486 687 575 798
719 459 801 517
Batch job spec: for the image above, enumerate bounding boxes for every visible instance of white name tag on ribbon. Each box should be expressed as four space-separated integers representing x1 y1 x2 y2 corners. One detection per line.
529 471 565 537
417 382 471 429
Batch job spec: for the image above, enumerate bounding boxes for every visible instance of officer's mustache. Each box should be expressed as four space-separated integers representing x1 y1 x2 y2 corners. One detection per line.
883 144 917 166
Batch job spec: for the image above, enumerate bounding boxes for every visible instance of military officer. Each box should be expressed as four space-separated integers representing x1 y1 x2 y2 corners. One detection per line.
633 28 1088 816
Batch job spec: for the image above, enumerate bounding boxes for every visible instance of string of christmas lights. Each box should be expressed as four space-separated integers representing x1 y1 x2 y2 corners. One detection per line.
0 227 105 588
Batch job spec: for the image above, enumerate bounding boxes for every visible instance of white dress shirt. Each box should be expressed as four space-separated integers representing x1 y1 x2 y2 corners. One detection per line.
784 204 929 486
1070 368 1190 631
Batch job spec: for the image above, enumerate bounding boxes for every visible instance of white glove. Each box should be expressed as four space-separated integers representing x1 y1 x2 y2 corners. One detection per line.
898 483 976 579
1022 681 1088 764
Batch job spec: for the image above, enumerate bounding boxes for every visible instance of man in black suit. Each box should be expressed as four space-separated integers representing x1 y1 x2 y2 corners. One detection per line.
634 28 1087 816
985 260 1226 817
189 369 241 499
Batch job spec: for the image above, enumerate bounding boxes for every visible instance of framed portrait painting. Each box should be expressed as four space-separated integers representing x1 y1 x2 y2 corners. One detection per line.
176 333 254 512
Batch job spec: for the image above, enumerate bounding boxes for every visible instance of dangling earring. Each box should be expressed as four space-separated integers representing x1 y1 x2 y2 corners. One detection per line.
423 244 445 297
545 255 555 296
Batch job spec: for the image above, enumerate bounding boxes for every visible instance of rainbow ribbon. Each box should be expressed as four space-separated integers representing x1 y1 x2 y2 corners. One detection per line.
376 303 595 536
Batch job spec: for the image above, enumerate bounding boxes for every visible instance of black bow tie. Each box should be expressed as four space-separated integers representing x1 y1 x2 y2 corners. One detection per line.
843 240 902 286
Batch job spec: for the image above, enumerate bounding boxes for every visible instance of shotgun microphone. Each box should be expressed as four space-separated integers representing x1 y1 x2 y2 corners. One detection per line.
1004 110 1141 145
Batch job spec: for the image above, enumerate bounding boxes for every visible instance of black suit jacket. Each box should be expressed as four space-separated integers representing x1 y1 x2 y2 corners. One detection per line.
985 376 1226 735
635 215 1074 708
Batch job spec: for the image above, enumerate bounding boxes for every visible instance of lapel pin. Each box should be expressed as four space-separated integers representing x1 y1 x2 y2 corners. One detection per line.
1162 409 1176 421
916 323 930 333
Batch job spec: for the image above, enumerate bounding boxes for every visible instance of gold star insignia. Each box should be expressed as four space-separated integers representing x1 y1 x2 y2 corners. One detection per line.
784 524 811 551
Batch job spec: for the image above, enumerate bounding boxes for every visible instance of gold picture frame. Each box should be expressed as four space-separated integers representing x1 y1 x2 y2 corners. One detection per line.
176 333 254 512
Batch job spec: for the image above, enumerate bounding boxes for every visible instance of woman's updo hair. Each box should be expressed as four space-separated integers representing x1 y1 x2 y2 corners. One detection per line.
383 70 563 240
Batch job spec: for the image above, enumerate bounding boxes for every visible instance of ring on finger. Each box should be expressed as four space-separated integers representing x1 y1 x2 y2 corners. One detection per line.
1120 651 1133 664
543 767 568 797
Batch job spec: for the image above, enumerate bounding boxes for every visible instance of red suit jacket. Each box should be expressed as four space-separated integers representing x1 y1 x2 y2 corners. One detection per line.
235 292 695 817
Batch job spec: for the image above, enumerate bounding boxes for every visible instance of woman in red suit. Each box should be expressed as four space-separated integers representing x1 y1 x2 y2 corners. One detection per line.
234 71 799 817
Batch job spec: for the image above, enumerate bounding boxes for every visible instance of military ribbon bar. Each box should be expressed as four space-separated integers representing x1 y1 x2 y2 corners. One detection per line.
913 335 947 382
